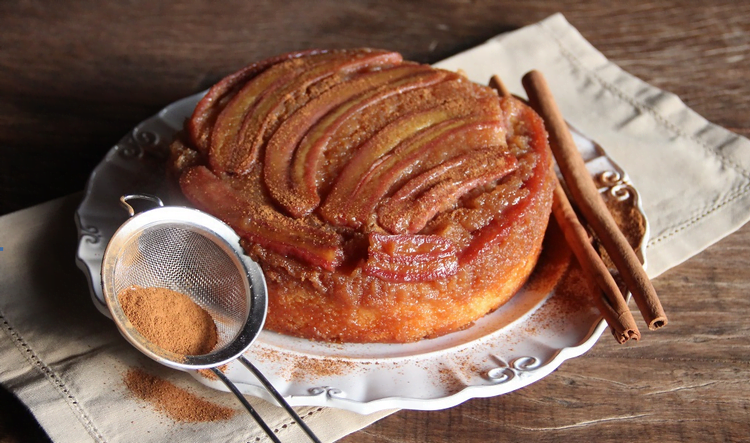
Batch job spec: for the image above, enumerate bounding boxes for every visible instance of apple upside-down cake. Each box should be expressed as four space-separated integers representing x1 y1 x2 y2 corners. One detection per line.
169 48 554 342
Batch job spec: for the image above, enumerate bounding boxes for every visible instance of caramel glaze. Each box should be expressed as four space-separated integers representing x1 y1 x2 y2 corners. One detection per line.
170 48 554 343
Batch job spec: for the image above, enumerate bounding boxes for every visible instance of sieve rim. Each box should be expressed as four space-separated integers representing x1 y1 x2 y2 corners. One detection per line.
101 206 268 371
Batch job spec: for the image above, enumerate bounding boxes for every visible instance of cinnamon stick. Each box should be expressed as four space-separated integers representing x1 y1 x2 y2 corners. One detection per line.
489 74 511 98
522 70 667 330
552 180 641 343
489 74 638 342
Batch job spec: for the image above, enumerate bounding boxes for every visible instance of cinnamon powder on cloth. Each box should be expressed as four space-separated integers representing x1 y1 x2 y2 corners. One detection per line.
118 285 218 356
118 286 235 422
124 368 236 422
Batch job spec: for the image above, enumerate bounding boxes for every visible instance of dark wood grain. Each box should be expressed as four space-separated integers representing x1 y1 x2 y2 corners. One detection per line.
2 0 748 216
1 1 749 442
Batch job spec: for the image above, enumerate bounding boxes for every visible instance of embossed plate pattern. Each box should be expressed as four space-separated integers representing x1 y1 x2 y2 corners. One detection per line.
75 91 647 414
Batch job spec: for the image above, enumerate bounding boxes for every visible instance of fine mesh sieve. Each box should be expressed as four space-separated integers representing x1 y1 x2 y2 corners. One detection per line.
101 195 320 443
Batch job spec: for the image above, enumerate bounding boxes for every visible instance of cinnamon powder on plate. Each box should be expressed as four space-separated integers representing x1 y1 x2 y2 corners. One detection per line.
118 285 218 356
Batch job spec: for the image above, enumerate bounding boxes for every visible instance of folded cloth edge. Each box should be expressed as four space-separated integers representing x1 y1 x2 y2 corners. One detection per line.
535 14 750 277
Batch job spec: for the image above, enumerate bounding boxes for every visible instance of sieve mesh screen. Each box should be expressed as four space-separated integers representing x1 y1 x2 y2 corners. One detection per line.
111 223 249 351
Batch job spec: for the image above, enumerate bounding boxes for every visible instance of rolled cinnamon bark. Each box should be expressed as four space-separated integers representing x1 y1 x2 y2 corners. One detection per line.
522 70 667 330
489 74 511 98
553 181 641 343
489 74 638 342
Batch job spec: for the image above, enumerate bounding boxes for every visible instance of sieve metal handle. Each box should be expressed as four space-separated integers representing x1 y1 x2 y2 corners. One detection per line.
212 361 321 443
119 194 165 217
211 368 282 443
239 356 322 443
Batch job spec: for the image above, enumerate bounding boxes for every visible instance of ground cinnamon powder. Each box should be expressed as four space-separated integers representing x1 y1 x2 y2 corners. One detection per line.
124 368 236 422
118 285 218 356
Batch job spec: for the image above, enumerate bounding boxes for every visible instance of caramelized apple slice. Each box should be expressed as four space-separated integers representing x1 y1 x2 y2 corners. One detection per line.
346 117 505 227
208 51 369 173
458 196 526 265
287 67 449 216
364 233 458 282
378 150 518 234
320 104 473 226
207 55 330 172
187 49 324 155
263 65 442 216
219 49 402 175
460 99 553 264
180 166 344 270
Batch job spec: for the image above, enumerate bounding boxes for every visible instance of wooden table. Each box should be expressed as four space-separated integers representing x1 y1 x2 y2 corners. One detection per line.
1 1 749 441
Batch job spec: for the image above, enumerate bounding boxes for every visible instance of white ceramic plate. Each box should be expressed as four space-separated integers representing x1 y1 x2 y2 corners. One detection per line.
75 91 648 414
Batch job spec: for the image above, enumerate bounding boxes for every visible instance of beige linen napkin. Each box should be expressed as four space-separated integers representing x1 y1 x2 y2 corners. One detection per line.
2 13 749 443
